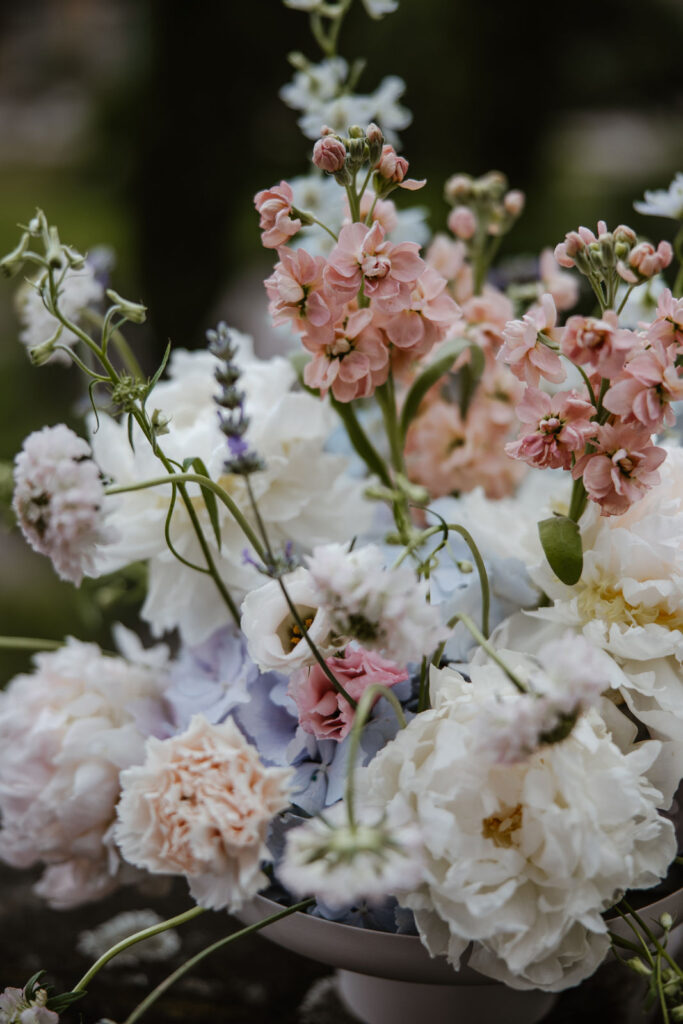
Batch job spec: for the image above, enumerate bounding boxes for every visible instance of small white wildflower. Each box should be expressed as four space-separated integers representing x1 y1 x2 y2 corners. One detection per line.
279 802 423 909
361 0 399 17
307 543 447 666
13 424 108 584
280 58 349 113
16 264 103 365
634 172 683 220
0 986 58 1024
77 910 181 967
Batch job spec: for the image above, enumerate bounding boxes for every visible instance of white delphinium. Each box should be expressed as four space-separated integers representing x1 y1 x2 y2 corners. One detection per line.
115 715 292 912
280 58 349 115
358 663 676 992
90 334 372 644
13 424 109 584
16 264 103 364
77 910 181 967
307 542 447 666
279 801 422 910
634 172 683 220
0 636 169 910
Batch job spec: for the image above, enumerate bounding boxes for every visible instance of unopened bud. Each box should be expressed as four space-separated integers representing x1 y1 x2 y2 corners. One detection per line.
106 289 147 324
626 957 652 978
444 174 473 203
287 51 308 71
448 205 477 240
291 205 315 226
660 912 674 931
150 409 170 436
45 226 64 269
366 122 384 165
348 125 364 139
503 190 525 217
0 232 30 278
478 170 507 200
376 144 409 184
313 136 347 174
63 245 86 269
457 559 474 573
347 136 368 168
29 326 63 366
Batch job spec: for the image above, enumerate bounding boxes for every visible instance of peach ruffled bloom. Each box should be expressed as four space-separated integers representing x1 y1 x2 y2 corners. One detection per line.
604 341 683 430
559 310 636 378
498 293 565 386
325 221 424 308
254 181 301 249
646 288 683 349
265 247 341 342
115 715 292 911
572 423 666 516
506 388 595 470
425 234 473 303
377 267 460 361
617 240 673 284
288 647 408 742
539 248 579 312
303 306 390 402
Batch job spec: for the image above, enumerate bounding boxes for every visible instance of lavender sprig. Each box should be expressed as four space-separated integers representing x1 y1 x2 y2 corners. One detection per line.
207 322 264 476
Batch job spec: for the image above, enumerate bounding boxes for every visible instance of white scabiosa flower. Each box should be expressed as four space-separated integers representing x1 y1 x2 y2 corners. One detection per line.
13 424 108 585
306 543 447 666
358 663 676 992
16 264 103 365
0 636 169 910
115 715 292 912
279 802 423 910
634 173 683 220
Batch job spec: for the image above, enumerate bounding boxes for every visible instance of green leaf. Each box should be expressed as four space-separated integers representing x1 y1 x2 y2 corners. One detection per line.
46 991 86 1013
146 341 172 397
183 457 221 550
458 344 486 420
399 338 468 440
538 515 583 586
330 396 393 488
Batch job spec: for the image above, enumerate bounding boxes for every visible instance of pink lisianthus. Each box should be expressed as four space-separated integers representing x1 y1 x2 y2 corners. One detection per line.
254 181 301 249
377 267 460 360
375 144 426 191
506 388 595 470
539 247 579 312
560 310 636 378
646 289 683 349
265 247 340 341
498 293 565 386
572 423 667 516
324 221 424 308
603 341 683 430
617 240 673 284
288 647 408 742
303 307 390 402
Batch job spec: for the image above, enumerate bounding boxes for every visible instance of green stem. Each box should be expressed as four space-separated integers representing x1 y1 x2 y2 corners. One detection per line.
616 284 635 316
329 396 392 488
418 655 430 712
452 612 528 693
309 215 339 242
80 308 144 381
344 683 406 827
73 906 206 993
568 476 588 524
0 636 63 652
122 900 315 1024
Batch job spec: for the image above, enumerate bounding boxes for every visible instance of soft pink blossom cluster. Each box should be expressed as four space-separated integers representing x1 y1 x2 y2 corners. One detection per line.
500 241 682 515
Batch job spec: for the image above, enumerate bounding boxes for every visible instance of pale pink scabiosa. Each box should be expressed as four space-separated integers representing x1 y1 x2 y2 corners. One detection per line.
573 423 667 516
498 293 565 386
265 246 340 341
279 801 423 910
0 635 168 909
375 144 426 191
303 306 390 401
254 181 302 249
505 389 595 471
617 240 673 284
13 424 108 585
306 543 447 667
324 221 424 307
560 310 636 378
115 715 292 911
288 647 408 742
604 340 683 430
376 266 460 362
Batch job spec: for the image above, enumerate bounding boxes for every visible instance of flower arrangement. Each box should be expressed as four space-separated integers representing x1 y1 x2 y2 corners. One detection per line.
2 1 683 1020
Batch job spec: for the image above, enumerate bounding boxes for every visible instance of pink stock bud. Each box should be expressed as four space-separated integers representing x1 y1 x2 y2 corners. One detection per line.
448 206 478 240
313 136 347 174
377 144 409 181
366 122 384 146
504 190 525 217
444 174 472 202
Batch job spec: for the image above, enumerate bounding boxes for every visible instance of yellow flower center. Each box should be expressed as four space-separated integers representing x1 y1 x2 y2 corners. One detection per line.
576 582 683 631
482 804 523 848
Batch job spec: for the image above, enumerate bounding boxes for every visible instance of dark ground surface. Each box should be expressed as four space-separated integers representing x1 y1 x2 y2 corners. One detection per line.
0 864 666 1024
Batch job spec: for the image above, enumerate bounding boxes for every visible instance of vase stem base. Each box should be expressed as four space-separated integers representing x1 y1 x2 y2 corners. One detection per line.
336 968 558 1024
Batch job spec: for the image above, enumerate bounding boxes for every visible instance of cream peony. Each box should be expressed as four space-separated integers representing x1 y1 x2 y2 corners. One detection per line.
358 663 676 991
0 634 169 909
90 334 372 644
114 715 292 911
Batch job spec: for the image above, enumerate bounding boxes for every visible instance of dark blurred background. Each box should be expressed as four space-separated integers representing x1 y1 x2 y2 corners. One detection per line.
1 0 682 681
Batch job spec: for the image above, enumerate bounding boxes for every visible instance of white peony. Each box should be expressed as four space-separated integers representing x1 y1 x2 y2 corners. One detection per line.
0 635 169 909
90 332 371 643
16 264 103 364
358 663 676 991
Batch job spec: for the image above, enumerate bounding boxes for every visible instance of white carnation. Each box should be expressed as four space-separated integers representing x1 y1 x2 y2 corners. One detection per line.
13 424 109 584
358 664 676 992
16 264 103 364
0 637 169 909
90 334 372 643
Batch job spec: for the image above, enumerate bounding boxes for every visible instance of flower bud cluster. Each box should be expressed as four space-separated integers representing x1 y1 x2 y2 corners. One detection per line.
555 220 673 301
207 322 264 476
444 171 525 241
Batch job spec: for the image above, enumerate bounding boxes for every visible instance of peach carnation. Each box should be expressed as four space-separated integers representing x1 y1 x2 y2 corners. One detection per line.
115 715 292 911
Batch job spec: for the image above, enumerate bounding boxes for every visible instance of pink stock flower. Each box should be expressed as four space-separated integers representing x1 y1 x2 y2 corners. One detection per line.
505 388 595 470
288 647 408 742
461 286 514 357
498 293 565 386
254 181 301 249
503 190 525 216
646 288 683 349
325 221 424 308
425 235 473 302
303 306 390 402
447 206 478 240
554 224 600 269
344 193 399 235
539 248 579 312
376 144 426 191
377 267 460 360
604 341 683 430
560 311 636 378
265 247 340 340
572 423 667 516
313 136 347 173
617 240 673 284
